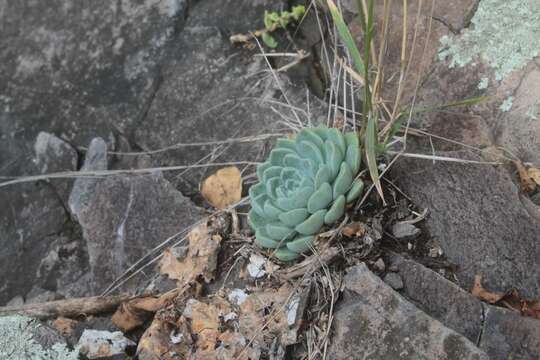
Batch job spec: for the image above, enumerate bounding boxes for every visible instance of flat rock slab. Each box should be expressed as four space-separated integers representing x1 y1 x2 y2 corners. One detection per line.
329 264 488 360
77 173 206 293
396 257 540 359
391 150 540 298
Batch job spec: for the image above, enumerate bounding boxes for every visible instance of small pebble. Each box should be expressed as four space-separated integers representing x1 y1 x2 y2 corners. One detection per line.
384 273 404 290
391 223 421 241
373 258 386 272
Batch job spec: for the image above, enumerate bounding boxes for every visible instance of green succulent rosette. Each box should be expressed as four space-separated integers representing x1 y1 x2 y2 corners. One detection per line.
248 126 364 261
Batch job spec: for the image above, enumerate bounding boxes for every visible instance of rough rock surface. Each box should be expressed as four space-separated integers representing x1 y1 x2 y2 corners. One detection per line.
68 137 108 220
330 264 488 360
392 150 540 298
395 256 540 359
77 173 206 293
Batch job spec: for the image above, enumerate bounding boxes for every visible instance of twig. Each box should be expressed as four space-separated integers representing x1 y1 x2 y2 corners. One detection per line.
277 247 340 280
0 294 138 319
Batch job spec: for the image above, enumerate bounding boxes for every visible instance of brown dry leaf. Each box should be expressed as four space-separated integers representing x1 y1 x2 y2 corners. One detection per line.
471 274 505 304
112 290 180 332
159 223 222 284
138 316 191 360
201 166 242 209
514 160 536 192
527 167 540 187
341 222 366 237
52 317 78 337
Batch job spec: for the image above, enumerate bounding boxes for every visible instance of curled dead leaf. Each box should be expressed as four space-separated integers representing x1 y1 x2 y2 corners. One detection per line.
471 274 505 304
471 275 540 320
341 222 366 237
514 160 536 193
527 166 540 186
52 317 78 337
201 166 242 209
112 290 180 333
159 223 222 285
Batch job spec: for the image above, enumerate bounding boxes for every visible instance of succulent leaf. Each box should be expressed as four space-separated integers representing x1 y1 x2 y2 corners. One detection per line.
248 126 364 261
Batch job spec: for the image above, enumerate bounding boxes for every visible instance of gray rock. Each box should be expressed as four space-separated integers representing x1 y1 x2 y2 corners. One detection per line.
383 272 404 290
396 257 484 342
396 256 540 359
480 305 540 360
34 132 78 206
34 132 78 174
391 222 421 241
391 150 540 298
68 137 108 219
0 315 78 359
77 329 135 359
77 173 206 293
0 182 67 305
6 295 25 307
134 5 328 195
330 264 488 360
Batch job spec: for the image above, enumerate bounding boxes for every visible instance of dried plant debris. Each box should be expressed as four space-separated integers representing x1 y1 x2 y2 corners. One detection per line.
136 284 304 359
201 166 243 209
112 289 181 333
159 223 222 285
472 275 540 320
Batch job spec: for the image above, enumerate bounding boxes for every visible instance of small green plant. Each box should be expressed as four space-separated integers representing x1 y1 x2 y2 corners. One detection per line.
248 126 364 261
262 5 305 48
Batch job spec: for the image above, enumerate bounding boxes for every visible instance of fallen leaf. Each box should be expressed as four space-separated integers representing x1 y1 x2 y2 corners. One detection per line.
112 290 180 332
138 316 190 360
159 223 222 285
341 222 366 237
52 317 78 337
471 275 540 320
527 167 540 186
471 275 505 304
201 167 242 209
514 160 536 193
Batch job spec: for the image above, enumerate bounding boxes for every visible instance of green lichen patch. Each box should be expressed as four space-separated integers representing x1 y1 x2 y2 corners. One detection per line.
0 315 79 360
438 0 540 80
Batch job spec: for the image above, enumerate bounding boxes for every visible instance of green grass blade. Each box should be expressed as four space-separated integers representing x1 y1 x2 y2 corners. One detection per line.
402 96 490 117
365 114 385 203
327 0 365 75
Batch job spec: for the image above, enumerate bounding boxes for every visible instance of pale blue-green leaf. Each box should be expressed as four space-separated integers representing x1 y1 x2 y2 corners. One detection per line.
307 182 333 213
276 138 297 152
295 209 327 235
346 179 364 203
265 177 280 199
274 247 301 261
263 166 282 183
297 128 324 151
270 148 295 166
324 140 343 178
276 186 313 210
251 192 267 217
344 132 361 175
297 140 324 166
286 235 315 253
264 200 282 220
324 195 345 225
266 222 294 240
255 229 281 248
327 128 346 155
333 162 353 199
248 209 267 230
256 162 271 181
315 165 332 189
279 208 309 227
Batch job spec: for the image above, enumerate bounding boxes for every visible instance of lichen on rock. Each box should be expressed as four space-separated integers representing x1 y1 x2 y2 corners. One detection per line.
438 0 540 80
0 315 79 359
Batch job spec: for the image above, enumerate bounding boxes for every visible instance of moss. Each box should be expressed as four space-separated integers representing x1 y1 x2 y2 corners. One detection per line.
438 0 540 80
0 315 79 359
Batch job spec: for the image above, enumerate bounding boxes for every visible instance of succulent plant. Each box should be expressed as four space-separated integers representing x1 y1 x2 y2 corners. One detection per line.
248 126 364 261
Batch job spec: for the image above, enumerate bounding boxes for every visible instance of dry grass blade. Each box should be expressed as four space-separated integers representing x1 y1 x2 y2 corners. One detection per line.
365 114 385 204
327 0 365 76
